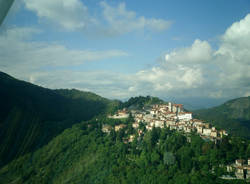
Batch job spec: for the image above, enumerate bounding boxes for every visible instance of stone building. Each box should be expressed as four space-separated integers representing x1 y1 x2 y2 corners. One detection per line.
235 167 244 179
102 124 112 133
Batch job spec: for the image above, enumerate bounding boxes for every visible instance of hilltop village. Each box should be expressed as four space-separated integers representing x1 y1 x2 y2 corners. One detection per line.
105 102 228 142
224 158 250 180
103 102 250 181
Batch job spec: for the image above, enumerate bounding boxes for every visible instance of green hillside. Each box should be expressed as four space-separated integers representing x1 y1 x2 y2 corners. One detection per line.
0 71 117 167
194 97 250 139
1 71 250 183
122 96 165 110
0 119 249 184
54 88 121 114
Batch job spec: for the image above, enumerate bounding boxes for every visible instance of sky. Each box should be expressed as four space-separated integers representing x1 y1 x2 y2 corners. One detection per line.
1 0 250 108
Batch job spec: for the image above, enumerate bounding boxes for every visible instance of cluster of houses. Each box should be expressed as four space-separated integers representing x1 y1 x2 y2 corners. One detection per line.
103 102 250 181
130 102 227 142
108 109 129 119
105 102 228 142
102 123 143 143
102 123 128 133
225 159 250 180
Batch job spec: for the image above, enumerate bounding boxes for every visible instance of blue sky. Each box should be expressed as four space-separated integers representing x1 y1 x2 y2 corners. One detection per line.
1 0 250 107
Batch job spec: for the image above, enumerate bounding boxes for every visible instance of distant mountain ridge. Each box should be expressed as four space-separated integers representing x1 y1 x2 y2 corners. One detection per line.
223 97 250 120
0 71 118 167
194 96 250 139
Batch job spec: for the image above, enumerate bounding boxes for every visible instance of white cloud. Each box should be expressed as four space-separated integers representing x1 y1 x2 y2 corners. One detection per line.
1 26 41 40
22 70 134 99
165 39 212 64
0 26 128 74
2 12 250 101
23 0 171 34
0 26 130 99
134 64 203 94
23 0 93 31
99 1 171 35
177 66 203 87
131 40 209 95
146 18 172 32
222 14 250 49
134 14 250 99
214 14 250 92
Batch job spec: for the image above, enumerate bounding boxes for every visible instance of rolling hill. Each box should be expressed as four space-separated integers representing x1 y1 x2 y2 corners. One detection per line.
0 71 118 167
194 96 250 139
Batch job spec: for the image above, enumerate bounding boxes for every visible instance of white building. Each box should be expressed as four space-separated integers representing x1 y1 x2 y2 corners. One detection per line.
177 112 192 121
115 124 127 131
154 120 165 128
108 113 129 119
146 125 153 130
172 104 183 113
203 128 212 136
102 124 112 133
128 135 135 142
143 114 154 122
184 126 192 133
167 102 172 112
164 112 176 118
166 120 176 127
210 131 218 138
132 122 139 129
150 110 156 115
197 126 203 134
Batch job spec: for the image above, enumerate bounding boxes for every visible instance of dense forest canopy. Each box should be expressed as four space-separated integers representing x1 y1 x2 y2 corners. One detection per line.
122 96 165 109
0 118 249 183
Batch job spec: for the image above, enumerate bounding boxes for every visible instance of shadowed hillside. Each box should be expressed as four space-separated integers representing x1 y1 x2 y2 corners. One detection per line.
0 71 118 167
1 119 249 184
194 97 250 139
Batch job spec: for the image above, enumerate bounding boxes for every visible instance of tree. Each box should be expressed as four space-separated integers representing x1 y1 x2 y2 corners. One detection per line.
163 152 175 166
151 151 160 165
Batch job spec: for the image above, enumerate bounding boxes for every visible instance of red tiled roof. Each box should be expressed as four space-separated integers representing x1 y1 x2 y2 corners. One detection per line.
173 104 183 107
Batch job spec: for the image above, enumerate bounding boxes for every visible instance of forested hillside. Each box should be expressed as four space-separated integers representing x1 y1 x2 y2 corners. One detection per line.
194 97 250 139
0 119 249 184
1 71 250 183
0 71 118 167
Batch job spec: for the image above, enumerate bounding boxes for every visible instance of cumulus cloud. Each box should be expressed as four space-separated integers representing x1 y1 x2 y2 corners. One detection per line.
99 1 171 35
165 39 212 64
131 40 210 95
133 65 203 95
214 14 250 93
132 14 250 99
23 0 171 34
23 0 94 31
